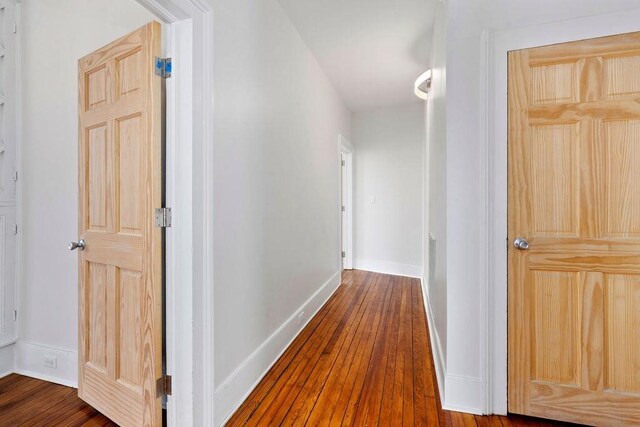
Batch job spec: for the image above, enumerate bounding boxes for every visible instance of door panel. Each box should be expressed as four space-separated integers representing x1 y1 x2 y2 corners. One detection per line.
509 32 640 426
77 22 162 427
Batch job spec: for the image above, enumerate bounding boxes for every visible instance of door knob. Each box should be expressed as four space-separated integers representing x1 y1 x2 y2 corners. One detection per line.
513 238 529 250
69 239 85 251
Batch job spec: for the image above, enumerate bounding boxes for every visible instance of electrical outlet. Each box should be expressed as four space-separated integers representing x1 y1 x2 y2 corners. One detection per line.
297 311 304 325
44 355 57 369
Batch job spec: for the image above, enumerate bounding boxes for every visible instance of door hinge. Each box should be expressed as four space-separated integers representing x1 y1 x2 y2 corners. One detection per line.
341 206 345 212
157 375 172 397
155 57 172 79
341 160 345 166
12 310 17 321
12 22 17 35
341 251 346 258
13 224 17 235
155 208 172 228
12 171 17 182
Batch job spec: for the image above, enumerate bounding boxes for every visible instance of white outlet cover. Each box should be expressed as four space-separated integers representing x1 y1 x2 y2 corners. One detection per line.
44 355 57 369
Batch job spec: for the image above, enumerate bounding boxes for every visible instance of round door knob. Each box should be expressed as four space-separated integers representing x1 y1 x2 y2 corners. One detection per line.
513 238 529 250
69 239 85 251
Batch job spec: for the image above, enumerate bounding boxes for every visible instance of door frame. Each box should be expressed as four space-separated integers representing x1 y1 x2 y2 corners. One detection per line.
10 0 213 423
483 7 640 416
339 135 354 270
126 1 215 425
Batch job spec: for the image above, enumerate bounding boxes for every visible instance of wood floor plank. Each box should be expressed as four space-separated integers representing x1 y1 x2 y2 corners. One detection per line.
0 373 31 393
285 273 387 425
275 274 378 424
227 284 350 424
338 274 395 426
0 379 75 425
306 273 392 426
234 271 372 424
350 275 400 426
230 272 362 424
402 276 415 426
411 278 432 425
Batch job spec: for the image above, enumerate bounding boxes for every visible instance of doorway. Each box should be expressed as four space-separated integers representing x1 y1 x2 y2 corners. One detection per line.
339 135 353 270
2 0 214 425
507 31 640 425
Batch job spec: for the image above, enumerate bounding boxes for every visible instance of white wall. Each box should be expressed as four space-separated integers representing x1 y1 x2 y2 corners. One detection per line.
352 103 424 278
209 0 351 422
19 0 156 385
437 0 640 415
424 0 447 401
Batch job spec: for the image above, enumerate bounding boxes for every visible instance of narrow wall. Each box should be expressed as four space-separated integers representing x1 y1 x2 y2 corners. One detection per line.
424 0 448 395
352 103 424 278
19 0 156 385
209 0 351 422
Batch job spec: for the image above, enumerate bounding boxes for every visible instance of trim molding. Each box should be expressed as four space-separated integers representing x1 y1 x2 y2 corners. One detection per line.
14 341 77 388
214 270 342 425
134 1 214 425
443 373 485 415
420 277 445 403
479 29 493 415
0 344 14 379
355 259 422 278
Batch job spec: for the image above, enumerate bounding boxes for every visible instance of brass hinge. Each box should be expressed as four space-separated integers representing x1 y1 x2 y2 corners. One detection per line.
157 375 172 397
341 251 346 258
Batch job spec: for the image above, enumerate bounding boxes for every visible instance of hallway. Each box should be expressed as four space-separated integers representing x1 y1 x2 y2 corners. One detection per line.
227 270 574 426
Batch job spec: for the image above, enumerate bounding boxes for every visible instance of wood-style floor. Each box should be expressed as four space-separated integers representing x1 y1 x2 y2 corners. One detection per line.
228 269 581 426
0 270 581 426
0 373 115 426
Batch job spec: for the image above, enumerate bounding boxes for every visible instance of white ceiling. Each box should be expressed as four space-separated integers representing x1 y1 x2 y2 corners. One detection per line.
277 0 437 113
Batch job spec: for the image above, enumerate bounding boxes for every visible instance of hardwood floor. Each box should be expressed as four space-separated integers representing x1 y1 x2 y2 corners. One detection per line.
0 270 583 426
0 373 115 426
227 269 582 426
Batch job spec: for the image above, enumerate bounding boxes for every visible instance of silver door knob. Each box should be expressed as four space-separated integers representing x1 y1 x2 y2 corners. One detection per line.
513 238 529 250
69 239 85 251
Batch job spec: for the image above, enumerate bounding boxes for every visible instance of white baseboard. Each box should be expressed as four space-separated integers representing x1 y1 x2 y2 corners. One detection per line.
421 277 445 402
0 344 15 378
15 341 77 388
355 258 423 278
214 270 342 426
443 373 485 415
421 277 485 415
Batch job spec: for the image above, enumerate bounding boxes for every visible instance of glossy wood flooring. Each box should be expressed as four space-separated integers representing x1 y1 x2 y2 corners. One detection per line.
0 373 115 426
228 270 582 427
0 270 582 426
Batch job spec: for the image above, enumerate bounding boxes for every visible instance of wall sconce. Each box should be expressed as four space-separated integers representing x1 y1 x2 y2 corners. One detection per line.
414 69 432 100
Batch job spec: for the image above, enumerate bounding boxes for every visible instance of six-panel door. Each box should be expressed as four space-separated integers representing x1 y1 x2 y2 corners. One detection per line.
77 22 163 427
508 32 640 426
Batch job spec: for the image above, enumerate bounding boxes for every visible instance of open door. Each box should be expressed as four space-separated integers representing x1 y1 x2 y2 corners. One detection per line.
508 31 640 425
75 22 163 426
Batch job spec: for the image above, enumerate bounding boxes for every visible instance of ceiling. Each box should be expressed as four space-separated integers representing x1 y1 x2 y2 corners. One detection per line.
277 0 437 113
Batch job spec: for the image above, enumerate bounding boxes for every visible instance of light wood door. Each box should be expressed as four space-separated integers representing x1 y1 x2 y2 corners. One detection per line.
77 22 163 427
508 32 640 426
